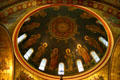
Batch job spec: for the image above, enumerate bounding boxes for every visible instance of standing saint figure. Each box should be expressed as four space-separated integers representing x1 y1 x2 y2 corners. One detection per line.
49 48 59 70
64 48 73 72
24 34 41 48
77 44 91 64
32 42 48 64
84 35 103 54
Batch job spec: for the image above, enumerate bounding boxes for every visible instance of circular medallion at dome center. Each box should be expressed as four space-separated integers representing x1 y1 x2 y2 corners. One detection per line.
49 16 77 40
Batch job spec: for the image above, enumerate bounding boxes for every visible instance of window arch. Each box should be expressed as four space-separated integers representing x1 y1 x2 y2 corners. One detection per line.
24 48 34 60
90 51 100 63
76 59 84 72
24 17 31 22
58 62 64 75
98 36 108 47
17 33 27 44
39 58 47 71
96 20 103 25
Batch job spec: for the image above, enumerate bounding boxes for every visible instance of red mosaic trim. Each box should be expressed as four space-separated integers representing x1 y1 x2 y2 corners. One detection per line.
77 0 83 5
97 4 104 11
0 12 5 18
6 8 13 15
57 0 63 3
107 8 113 13
17 4 23 11
0 0 120 20
117 12 120 19
88 1 94 7
26 2 32 8
66 0 73 4
46 0 53 4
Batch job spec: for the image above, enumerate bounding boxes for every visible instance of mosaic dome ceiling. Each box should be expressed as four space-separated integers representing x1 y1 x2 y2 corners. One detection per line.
13 4 113 80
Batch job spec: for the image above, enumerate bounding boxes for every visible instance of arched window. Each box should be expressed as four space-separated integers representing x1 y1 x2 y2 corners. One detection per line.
17 33 27 44
90 51 100 63
98 36 108 47
96 20 103 25
24 17 31 22
76 59 84 72
24 48 34 60
39 58 47 71
58 62 64 75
